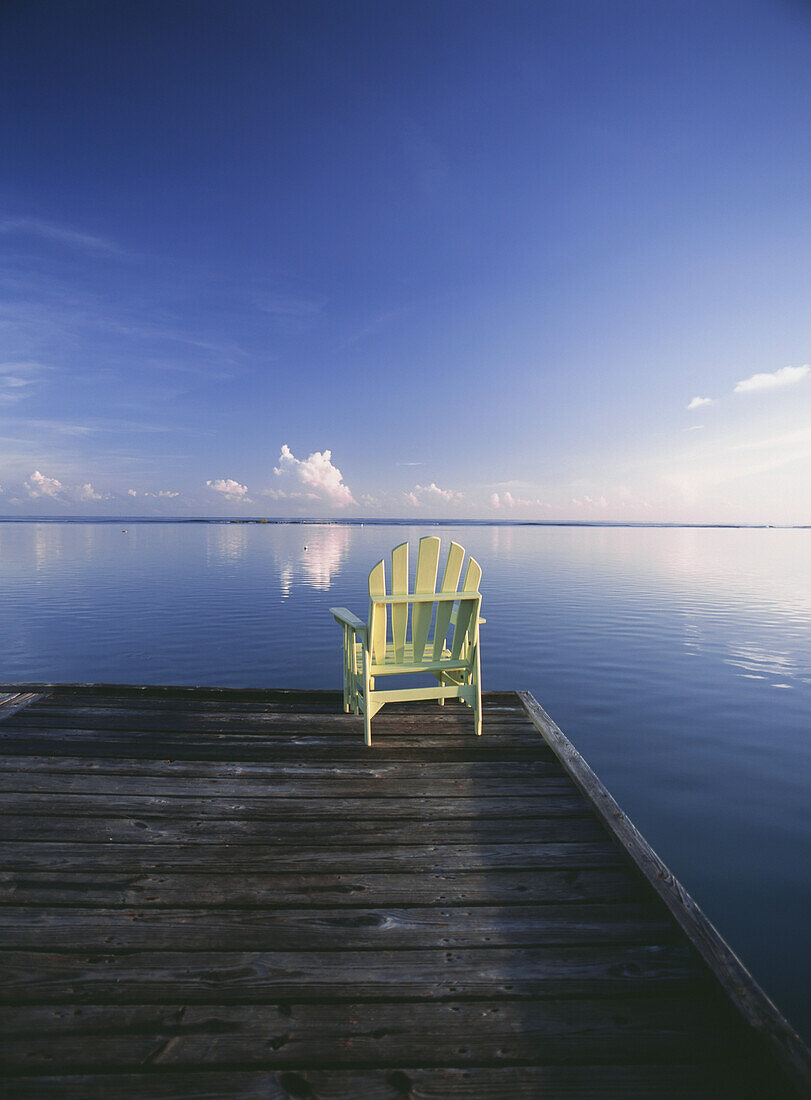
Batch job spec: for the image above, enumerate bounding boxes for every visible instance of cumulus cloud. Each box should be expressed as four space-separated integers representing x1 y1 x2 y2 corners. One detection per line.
274 444 356 507
491 490 546 509
78 483 102 501
25 470 64 498
207 478 252 503
406 482 463 507
734 364 809 394
127 489 138 497
415 482 461 501
687 396 713 410
142 489 179 499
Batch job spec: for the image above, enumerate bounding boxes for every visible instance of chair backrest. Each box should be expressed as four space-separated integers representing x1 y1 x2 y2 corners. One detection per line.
367 537 482 666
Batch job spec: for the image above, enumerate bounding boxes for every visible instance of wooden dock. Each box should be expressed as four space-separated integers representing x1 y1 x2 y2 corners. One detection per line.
0 686 808 1098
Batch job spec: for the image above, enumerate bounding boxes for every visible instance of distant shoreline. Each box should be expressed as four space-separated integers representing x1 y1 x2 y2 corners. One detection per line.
0 517 807 529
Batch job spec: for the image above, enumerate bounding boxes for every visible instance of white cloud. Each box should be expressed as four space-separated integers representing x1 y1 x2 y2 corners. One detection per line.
274 444 356 507
734 364 809 394
127 489 138 497
687 396 713 410
260 487 288 500
684 425 705 431
414 482 461 501
405 491 420 506
25 470 64 498
207 478 252 503
78 483 102 501
0 361 46 404
491 490 547 510
143 489 180 499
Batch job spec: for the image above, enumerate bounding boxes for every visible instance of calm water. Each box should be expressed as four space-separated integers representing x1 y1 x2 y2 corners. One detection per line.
1 521 809 1038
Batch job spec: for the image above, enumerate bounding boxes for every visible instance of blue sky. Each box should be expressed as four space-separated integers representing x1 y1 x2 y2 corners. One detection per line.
1 0 809 522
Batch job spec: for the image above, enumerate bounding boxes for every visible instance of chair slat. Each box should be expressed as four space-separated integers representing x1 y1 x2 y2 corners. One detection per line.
411 536 440 663
433 541 465 661
450 556 482 660
391 542 408 664
368 559 386 665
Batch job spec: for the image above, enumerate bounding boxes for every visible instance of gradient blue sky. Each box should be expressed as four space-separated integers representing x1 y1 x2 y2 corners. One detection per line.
1 0 809 522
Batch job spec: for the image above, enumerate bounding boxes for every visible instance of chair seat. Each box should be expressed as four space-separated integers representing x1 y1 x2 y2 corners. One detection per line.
355 640 466 675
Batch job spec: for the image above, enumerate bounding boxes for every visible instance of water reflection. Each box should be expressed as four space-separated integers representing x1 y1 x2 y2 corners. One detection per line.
724 642 801 686
34 524 65 570
206 523 249 563
273 524 353 598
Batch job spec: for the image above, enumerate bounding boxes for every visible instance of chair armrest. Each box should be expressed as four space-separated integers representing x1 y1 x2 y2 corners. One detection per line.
330 607 367 637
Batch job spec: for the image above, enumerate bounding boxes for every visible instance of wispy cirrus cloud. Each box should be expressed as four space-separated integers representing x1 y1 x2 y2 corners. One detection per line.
0 216 123 256
274 444 356 507
734 364 809 394
0 361 47 403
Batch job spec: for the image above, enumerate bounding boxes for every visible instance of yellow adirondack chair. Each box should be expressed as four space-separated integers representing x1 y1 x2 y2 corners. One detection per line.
330 537 484 746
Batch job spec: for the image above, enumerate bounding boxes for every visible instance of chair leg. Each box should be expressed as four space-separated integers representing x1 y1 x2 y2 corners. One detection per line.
362 647 372 747
437 670 445 705
472 646 482 736
342 628 351 713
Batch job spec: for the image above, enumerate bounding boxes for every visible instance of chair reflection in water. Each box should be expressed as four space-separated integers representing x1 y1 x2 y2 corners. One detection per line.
330 537 484 746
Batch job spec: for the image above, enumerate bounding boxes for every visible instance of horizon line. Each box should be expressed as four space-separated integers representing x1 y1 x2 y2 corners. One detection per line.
0 516 807 530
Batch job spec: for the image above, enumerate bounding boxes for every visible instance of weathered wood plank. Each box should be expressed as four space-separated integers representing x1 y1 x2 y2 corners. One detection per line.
0 840 625 874
0 902 674 950
0 867 647 908
0 1065 770 1100
0 709 535 734
0 997 750 1070
0 770 578 799
0 943 702 1003
0 755 567 782
0 792 590 821
0 733 552 763
519 690 811 1096
16 688 520 713
0 814 606 845
0 693 47 722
